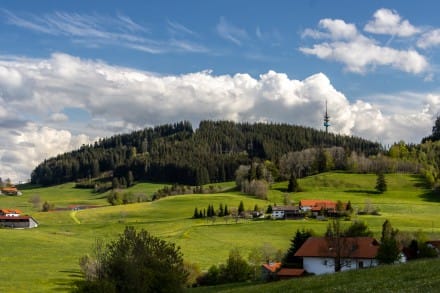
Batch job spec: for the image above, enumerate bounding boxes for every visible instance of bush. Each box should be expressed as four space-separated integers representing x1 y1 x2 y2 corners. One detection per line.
75 226 188 292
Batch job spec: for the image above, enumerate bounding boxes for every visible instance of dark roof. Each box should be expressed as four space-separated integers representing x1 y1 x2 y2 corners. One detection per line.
426 240 440 250
272 206 299 211
295 237 379 259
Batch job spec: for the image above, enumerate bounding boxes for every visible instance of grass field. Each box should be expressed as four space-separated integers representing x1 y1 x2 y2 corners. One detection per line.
188 258 440 293
1 172 440 292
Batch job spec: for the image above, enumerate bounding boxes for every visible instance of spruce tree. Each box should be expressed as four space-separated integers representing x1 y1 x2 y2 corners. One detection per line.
375 172 387 193
193 208 199 219
219 203 224 217
282 229 313 268
377 220 400 264
238 201 245 215
287 173 299 192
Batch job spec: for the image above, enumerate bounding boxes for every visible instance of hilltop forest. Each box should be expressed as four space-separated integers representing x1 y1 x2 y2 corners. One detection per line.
30 121 381 186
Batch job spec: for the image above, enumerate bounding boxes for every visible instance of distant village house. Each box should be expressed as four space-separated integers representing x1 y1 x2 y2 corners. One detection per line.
271 206 303 219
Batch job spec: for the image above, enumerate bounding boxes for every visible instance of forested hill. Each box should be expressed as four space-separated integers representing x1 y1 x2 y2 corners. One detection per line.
30 120 381 186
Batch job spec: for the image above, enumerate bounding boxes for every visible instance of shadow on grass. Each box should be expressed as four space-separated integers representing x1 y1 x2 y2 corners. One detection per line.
344 189 381 195
408 174 440 202
272 186 288 193
419 190 440 202
52 270 83 292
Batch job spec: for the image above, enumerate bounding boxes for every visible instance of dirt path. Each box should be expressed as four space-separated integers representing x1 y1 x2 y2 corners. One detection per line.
70 211 81 224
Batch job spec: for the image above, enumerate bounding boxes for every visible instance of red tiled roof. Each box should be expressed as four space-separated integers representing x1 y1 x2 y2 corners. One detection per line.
262 262 281 273
1 187 18 192
300 200 336 208
295 237 379 259
0 209 22 215
277 268 305 277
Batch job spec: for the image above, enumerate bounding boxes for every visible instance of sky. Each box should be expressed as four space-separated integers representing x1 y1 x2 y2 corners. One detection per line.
1 0 440 183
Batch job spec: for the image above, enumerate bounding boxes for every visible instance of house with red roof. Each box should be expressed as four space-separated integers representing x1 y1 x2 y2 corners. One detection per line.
299 199 337 214
261 262 281 281
0 209 38 228
294 236 380 275
0 186 21 196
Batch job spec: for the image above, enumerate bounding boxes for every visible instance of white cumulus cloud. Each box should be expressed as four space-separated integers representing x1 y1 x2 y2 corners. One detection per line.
364 8 420 37
300 10 429 74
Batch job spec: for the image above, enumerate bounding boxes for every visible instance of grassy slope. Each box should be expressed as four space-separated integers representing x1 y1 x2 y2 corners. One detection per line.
0 173 439 291
189 258 440 293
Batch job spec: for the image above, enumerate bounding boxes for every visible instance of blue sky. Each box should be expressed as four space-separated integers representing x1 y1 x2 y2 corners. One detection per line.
0 0 440 182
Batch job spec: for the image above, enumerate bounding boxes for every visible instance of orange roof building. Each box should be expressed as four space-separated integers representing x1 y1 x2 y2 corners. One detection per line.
0 209 23 216
1 186 19 195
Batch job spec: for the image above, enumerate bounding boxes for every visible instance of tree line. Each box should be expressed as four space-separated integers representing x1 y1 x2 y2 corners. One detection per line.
30 120 382 186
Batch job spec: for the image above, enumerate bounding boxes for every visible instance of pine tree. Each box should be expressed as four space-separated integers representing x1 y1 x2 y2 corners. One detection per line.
238 201 245 215
224 204 229 216
193 208 199 219
375 172 387 193
282 229 313 268
377 220 400 264
287 173 299 192
266 205 273 214
219 203 224 217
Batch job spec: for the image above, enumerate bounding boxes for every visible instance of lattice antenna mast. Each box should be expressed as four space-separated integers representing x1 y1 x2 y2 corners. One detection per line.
324 100 330 133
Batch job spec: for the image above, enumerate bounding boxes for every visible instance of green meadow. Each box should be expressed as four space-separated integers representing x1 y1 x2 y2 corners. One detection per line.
1 172 440 292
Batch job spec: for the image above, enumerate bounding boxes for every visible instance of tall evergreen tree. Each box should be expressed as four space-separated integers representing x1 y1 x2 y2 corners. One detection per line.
238 201 245 215
287 173 299 192
282 229 313 268
375 172 387 193
377 220 400 264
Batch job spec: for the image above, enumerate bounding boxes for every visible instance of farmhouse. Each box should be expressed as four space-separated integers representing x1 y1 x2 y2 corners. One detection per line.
294 236 379 275
0 209 38 228
0 186 21 196
0 215 39 228
271 206 303 219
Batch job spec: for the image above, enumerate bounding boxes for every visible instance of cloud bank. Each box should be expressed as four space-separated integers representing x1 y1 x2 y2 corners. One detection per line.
0 53 438 182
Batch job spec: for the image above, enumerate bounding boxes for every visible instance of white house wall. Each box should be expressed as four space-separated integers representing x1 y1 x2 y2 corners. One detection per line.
303 257 378 275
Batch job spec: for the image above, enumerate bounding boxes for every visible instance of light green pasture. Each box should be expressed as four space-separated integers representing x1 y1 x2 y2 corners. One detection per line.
0 173 439 291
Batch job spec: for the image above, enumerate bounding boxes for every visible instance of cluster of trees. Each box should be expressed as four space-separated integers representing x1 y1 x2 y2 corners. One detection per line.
193 203 231 219
192 201 249 219
152 184 223 201
31 121 381 186
235 162 273 199
198 243 284 286
107 190 149 205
